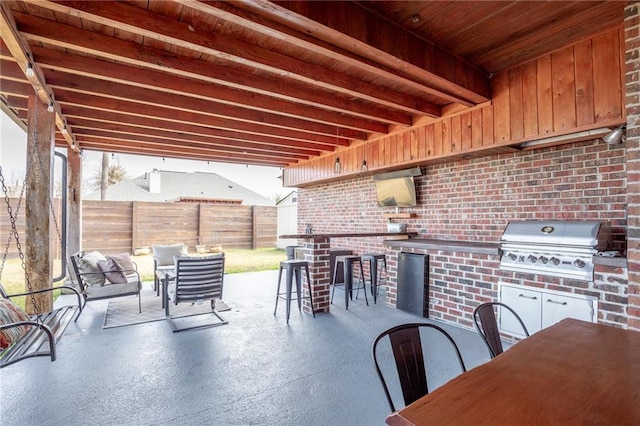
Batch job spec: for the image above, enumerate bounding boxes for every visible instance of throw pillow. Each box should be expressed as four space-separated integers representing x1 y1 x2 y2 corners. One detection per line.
0 299 31 351
153 244 185 266
98 258 128 285
108 253 136 272
77 252 107 286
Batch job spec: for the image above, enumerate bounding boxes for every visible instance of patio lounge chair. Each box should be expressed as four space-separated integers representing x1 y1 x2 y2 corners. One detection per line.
69 251 142 312
163 254 228 332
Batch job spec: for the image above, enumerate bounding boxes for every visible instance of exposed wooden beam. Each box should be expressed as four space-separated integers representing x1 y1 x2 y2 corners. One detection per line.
42 71 352 147
12 12 397 132
34 1 440 116
29 46 392 133
233 0 491 103
0 4 77 148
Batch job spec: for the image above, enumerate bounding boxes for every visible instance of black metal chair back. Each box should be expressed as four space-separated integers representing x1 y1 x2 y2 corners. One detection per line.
172 255 224 305
473 302 530 359
372 323 467 412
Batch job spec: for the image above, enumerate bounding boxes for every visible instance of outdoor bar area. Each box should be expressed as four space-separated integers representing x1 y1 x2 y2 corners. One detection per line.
2 1 640 425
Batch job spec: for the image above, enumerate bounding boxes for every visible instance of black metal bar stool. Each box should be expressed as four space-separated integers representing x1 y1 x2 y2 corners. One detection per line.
331 255 368 310
361 253 387 304
274 260 315 323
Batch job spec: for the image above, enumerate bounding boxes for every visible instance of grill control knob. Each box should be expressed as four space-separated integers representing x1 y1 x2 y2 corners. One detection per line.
527 255 538 263
550 257 561 266
538 256 549 264
508 253 518 261
573 259 586 269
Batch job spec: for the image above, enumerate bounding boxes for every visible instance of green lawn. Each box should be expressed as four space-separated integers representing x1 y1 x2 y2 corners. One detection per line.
1 248 286 310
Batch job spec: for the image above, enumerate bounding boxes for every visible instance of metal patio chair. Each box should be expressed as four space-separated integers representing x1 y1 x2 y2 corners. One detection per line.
372 322 467 412
473 302 530 359
163 254 228 332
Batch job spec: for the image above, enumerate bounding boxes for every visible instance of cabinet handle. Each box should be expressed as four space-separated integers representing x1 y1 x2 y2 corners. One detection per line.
546 299 567 305
518 294 538 300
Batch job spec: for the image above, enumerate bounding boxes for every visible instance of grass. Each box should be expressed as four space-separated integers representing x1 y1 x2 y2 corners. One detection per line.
1 248 286 310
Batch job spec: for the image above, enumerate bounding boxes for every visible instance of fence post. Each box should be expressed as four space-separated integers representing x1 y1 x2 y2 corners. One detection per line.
252 206 257 250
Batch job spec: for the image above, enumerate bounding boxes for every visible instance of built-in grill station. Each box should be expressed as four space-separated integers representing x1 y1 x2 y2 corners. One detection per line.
500 220 612 281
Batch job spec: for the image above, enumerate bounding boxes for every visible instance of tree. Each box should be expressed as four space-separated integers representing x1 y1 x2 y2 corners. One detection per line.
100 152 109 200
89 153 128 199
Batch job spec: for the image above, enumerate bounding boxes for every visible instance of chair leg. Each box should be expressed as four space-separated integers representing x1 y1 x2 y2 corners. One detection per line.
344 260 352 310
285 265 294 324
295 266 303 312
274 265 284 316
359 260 368 306
330 261 340 304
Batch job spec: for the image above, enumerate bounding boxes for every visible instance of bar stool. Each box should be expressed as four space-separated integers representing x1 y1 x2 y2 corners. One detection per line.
331 255 368 310
361 253 387 304
274 260 315 323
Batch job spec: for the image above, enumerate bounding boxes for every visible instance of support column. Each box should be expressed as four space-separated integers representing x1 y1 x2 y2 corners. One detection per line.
67 146 82 258
25 93 55 314
626 2 640 331
301 237 331 313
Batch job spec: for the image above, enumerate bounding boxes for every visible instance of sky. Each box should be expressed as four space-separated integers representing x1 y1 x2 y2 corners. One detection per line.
0 112 290 200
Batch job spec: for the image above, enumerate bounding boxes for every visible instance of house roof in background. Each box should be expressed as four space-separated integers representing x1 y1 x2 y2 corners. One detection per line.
86 170 275 206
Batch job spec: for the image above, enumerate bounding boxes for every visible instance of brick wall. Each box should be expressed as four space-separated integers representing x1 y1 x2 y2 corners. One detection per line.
626 2 640 331
298 139 629 329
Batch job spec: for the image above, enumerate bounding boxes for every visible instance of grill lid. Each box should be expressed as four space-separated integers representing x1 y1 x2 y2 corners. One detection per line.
501 220 609 249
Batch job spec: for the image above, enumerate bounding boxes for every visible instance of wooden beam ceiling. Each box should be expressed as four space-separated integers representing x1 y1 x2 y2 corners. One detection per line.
0 0 624 169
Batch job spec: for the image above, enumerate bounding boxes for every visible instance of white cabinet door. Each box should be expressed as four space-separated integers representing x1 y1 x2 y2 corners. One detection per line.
500 284 542 336
542 293 596 328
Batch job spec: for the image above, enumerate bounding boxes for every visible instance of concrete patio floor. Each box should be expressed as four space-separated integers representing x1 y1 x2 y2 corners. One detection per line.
1 270 491 425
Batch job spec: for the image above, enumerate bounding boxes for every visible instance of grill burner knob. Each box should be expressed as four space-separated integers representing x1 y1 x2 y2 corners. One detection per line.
550 257 561 266
508 253 517 261
538 256 549 264
527 255 538 263
573 259 586 269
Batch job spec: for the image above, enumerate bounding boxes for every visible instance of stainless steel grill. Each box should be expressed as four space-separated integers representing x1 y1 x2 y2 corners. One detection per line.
500 220 611 280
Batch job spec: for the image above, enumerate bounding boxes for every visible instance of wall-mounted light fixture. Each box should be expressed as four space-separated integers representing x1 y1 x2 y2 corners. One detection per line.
602 125 626 145
334 156 342 174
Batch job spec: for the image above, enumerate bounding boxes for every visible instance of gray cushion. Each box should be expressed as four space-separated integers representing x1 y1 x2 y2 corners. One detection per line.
153 244 185 266
77 251 107 286
108 253 136 272
98 258 128 284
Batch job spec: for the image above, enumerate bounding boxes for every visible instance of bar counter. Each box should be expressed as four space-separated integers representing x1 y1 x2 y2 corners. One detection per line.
383 237 626 268
279 232 417 239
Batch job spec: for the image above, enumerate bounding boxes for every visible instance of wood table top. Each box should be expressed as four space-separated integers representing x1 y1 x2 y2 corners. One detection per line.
386 318 640 426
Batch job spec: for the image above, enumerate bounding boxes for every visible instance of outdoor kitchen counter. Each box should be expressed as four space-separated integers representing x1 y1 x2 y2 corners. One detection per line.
279 232 417 239
383 238 626 268
383 238 499 255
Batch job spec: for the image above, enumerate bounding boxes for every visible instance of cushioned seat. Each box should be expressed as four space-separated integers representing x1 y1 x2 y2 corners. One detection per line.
70 251 142 312
153 244 185 296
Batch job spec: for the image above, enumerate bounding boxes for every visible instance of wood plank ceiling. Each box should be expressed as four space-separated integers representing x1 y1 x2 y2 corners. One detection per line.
0 1 624 168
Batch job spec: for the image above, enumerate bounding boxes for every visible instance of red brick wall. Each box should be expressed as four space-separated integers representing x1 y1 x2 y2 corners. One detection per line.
625 2 640 331
297 139 629 329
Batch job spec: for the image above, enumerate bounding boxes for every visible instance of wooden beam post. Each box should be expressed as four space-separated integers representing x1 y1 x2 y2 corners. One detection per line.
67 146 82 258
25 93 55 314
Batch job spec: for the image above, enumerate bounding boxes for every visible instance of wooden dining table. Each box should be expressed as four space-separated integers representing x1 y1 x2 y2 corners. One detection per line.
386 318 640 425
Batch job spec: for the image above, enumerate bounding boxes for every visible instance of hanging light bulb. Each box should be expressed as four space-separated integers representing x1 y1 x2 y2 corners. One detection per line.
25 62 35 77
61 125 68 134
47 101 54 113
361 159 368 172
111 152 115 159
334 156 342 174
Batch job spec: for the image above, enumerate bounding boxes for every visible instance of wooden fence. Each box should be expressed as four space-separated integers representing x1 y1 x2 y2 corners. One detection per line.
1 199 277 257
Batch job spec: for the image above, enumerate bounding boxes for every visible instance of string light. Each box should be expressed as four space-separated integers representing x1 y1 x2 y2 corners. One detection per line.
334 156 342 174
47 101 54 113
25 62 35 77
361 160 368 172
